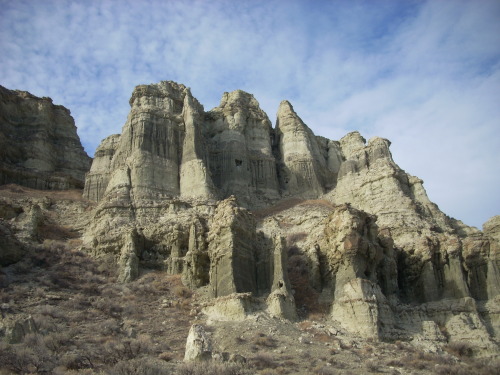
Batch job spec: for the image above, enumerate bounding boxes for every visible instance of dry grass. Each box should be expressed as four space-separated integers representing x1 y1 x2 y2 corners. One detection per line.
253 333 278 348
0 183 89 202
251 198 304 219
297 199 336 210
0 240 197 374
39 223 80 241
177 361 253 375
250 353 279 370
445 341 474 358
252 198 337 219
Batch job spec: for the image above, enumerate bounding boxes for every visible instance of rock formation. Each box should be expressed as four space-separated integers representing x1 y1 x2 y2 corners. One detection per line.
207 196 258 297
204 90 280 206
0 85 91 189
83 81 214 204
184 324 213 361
275 100 330 197
78 81 499 354
484 216 500 243
2 80 498 358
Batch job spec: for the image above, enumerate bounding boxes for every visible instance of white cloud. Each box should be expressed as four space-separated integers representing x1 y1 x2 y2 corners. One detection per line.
0 0 499 228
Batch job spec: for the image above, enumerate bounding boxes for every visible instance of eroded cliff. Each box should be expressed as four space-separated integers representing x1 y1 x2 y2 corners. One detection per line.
1 80 498 360
0 85 91 189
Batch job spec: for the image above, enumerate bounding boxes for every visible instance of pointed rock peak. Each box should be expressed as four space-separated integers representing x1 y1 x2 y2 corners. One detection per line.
276 99 311 134
277 100 304 123
182 87 204 113
278 100 294 114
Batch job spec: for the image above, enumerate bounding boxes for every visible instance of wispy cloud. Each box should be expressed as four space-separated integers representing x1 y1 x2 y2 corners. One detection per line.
1 0 499 228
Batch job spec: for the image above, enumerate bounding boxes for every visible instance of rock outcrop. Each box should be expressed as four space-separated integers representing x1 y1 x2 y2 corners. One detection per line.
77 80 500 355
275 100 329 197
207 196 258 297
204 90 280 206
319 205 396 339
83 81 214 204
82 134 120 201
184 324 213 361
484 216 500 243
3 81 499 370
0 221 26 266
0 85 91 189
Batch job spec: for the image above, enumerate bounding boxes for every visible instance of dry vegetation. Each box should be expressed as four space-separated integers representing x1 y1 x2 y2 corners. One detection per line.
1 186 499 375
0 184 87 202
286 233 327 319
0 239 197 373
252 198 336 219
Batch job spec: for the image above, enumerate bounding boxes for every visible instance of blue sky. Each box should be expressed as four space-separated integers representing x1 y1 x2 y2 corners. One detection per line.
1 0 499 229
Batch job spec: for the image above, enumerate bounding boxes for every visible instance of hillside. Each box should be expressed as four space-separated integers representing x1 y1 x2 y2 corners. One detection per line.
0 82 499 374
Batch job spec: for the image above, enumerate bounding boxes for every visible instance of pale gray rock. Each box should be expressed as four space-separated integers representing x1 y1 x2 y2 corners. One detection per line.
208 196 257 297
266 235 297 320
318 204 396 338
184 324 213 361
180 89 217 200
483 215 500 243
182 221 210 288
0 85 91 189
118 229 141 283
85 81 215 204
202 293 262 321
83 134 120 201
330 278 395 339
78 80 500 355
204 90 279 206
275 101 328 198
325 130 498 308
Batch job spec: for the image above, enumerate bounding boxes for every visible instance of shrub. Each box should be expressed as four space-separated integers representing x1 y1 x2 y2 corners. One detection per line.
253 334 277 348
93 297 123 316
172 285 192 299
109 357 169 375
103 335 154 364
446 341 474 358
249 353 278 370
313 366 338 375
286 232 308 245
287 249 325 318
0 342 56 374
60 352 94 370
178 361 253 375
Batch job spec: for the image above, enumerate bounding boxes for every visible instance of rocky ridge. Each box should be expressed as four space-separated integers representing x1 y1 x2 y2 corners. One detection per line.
0 81 499 371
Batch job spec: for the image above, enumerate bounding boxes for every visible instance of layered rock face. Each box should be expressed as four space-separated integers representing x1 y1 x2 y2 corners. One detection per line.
84 83 343 206
0 85 91 189
83 81 214 203
79 80 499 355
326 131 499 304
3 81 498 361
275 101 331 197
204 91 280 206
